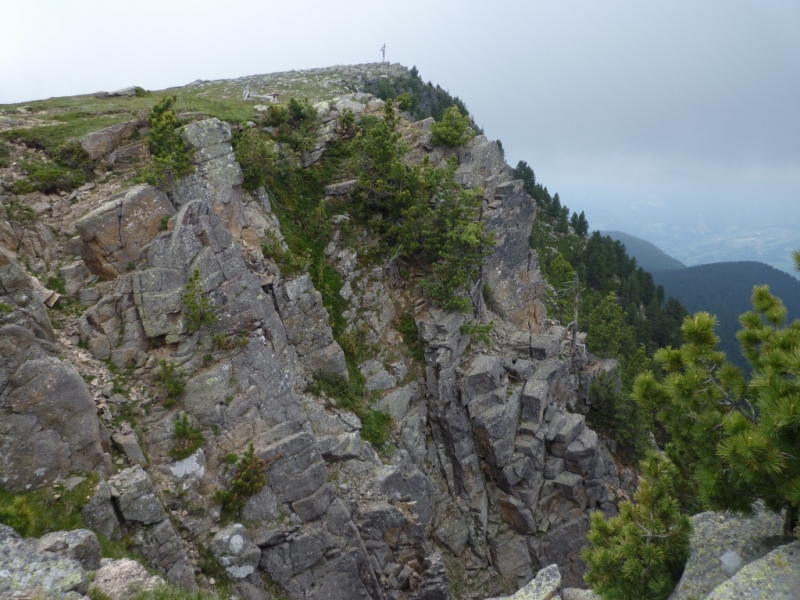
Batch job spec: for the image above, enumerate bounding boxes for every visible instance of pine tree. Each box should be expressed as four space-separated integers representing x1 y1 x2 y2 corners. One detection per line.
583 453 692 600
632 257 800 532
430 105 474 147
144 96 194 190
586 292 636 359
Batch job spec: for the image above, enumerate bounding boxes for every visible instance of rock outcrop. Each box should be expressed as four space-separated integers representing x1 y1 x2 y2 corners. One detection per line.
0 524 91 599
0 257 111 492
0 71 629 600
705 540 800 599
75 183 176 279
669 508 788 600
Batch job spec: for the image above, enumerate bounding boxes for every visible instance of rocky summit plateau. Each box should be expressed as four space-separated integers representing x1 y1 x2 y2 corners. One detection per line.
0 63 794 600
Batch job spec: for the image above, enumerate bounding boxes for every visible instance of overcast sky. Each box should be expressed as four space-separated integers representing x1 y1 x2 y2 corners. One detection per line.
3 1 799 268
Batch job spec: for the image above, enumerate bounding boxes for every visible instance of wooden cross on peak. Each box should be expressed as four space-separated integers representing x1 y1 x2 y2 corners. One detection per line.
381 44 386 63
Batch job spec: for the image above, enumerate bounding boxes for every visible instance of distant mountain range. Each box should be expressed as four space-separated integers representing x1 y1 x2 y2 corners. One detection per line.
603 231 800 371
601 231 686 272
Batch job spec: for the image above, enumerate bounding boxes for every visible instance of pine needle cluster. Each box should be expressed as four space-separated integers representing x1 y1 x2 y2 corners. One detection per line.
583 453 692 600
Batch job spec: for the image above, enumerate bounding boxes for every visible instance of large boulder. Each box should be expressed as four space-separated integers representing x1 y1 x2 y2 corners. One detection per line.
668 508 788 600
0 524 88 599
485 563 561 600
74 184 176 279
0 355 110 491
107 466 196 590
80 119 140 160
90 558 165 600
705 540 800 599
455 135 513 191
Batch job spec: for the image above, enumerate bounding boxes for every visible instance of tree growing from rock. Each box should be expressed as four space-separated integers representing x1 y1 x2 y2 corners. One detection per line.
430 105 474 147
144 96 194 191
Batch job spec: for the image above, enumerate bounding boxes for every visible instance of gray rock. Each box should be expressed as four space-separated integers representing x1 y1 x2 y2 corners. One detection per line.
324 179 358 195
545 457 565 480
210 523 261 580
553 472 584 504
90 558 165 600
418 552 452 600
530 334 561 360
489 532 532 579
242 485 280 522
111 430 147 466
275 274 348 378
168 449 206 482
82 479 121 540
365 368 396 392
36 529 101 571
434 513 471 556
291 482 335 522
486 564 562 600
483 180 545 331
1 355 109 492
374 384 414 422
705 541 800 600
669 508 787 600
59 260 90 297
80 120 139 160
0 524 88 598
74 184 176 279
108 465 166 525
172 118 244 217
107 141 149 170
562 589 599 600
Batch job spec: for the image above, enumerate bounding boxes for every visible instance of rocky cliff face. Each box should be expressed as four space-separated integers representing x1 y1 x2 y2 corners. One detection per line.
0 65 626 600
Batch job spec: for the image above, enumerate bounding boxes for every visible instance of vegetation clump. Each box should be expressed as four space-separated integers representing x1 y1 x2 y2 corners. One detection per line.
216 443 267 515
306 371 392 448
212 333 248 350
430 105 474 147
170 414 204 460
156 360 186 407
183 269 216 332
364 65 469 121
143 96 194 190
4 198 37 226
583 453 692 600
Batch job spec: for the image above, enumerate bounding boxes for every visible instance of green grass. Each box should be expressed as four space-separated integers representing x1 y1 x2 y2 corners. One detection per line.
306 370 391 447
0 473 141 566
0 474 98 537
397 312 424 363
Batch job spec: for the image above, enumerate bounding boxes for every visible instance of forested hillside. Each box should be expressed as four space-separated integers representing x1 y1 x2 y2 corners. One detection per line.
653 261 800 370
602 230 686 271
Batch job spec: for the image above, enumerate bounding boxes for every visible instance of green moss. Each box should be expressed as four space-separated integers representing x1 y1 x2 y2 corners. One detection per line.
361 410 391 447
